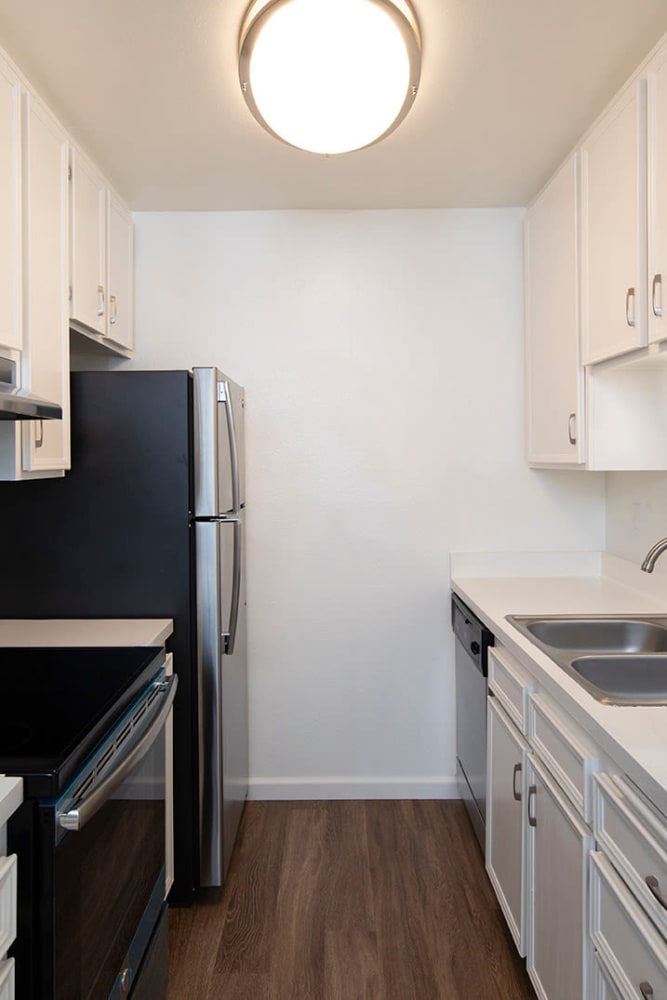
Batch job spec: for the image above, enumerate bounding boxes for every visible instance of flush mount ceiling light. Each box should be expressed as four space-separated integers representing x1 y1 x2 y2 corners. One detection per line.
238 0 422 155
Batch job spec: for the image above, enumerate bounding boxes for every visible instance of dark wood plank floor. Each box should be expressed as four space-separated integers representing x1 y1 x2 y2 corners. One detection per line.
167 800 536 1000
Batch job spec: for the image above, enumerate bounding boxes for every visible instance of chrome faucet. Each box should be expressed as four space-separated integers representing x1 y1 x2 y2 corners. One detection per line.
641 537 667 572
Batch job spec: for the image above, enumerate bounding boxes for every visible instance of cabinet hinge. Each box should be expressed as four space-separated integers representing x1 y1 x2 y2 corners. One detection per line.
68 285 72 302
67 164 72 181
217 381 227 402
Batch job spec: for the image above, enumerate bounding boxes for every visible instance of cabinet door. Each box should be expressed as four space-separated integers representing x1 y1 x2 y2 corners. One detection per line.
527 754 594 1000
486 695 529 956
106 193 134 353
524 153 583 465
0 54 21 352
21 90 70 473
70 147 106 336
581 79 646 364
648 40 667 344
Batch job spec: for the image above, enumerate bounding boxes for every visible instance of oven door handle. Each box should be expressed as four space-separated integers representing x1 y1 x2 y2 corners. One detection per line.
57 674 178 833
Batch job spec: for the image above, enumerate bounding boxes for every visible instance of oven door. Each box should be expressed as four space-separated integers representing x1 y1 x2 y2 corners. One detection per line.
12 670 177 1000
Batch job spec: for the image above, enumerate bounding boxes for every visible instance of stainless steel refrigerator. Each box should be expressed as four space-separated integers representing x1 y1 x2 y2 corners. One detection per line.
0 366 248 903
191 367 248 886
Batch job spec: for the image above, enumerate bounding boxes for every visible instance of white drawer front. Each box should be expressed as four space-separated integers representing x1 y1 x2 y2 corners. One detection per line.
0 857 16 958
488 647 532 734
591 851 667 1000
528 691 599 820
0 957 14 1000
594 772 667 938
592 955 626 1000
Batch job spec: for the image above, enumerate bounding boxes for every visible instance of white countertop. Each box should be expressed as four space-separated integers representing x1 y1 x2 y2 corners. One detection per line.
0 619 173 648
0 775 22 828
450 553 667 817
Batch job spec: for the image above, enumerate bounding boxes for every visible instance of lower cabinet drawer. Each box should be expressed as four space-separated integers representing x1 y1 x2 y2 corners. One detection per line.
528 691 600 821
593 772 667 939
0 856 16 958
590 851 667 1000
0 957 14 1000
488 646 532 734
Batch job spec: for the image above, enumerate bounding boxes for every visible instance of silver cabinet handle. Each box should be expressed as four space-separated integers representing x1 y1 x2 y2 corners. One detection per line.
35 419 43 448
640 983 654 999
645 875 667 910
109 294 117 325
512 762 522 801
528 784 537 827
626 287 636 327
652 273 663 317
97 284 105 317
568 413 577 446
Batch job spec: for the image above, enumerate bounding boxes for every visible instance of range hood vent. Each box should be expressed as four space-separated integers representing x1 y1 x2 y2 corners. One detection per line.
0 357 62 420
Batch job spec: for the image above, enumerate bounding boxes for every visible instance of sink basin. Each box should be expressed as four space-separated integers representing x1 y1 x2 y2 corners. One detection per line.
506 614 667 705
521 617 667 653
569 655 667 704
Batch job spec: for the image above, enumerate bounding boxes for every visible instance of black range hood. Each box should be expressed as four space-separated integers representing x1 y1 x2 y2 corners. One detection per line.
0 357 62 420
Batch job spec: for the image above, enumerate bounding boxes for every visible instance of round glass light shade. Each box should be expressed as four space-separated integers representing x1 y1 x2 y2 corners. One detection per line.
239 0 421 155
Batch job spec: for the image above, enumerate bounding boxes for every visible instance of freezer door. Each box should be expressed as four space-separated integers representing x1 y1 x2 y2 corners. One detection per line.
196 517 248 886
193 367 245 516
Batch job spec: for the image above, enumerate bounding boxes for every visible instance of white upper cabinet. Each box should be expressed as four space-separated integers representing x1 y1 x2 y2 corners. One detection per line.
20 90 70 475
580 79 647 365
524 153 584 466
70 148 106 337
106 192 134 354
647 40 667 344
0 53 21 353
70 147 134 356
0 39 135 479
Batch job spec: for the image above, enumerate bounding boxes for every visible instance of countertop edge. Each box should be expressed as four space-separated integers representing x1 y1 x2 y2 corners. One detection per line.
0 619 174 648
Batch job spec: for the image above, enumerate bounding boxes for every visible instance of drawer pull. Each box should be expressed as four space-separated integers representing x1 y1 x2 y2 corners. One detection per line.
512 762 522 801
645 874 667 910
528 784 537 827
640 983 653 999
652 272 663 317
626 286 636 327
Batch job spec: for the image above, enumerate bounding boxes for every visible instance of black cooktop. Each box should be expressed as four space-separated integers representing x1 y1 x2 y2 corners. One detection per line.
0 645 165 798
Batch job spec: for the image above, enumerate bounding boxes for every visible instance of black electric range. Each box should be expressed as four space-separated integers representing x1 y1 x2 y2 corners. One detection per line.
0 645 165 798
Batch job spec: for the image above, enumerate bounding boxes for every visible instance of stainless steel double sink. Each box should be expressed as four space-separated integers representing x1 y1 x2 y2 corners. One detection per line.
507 615 667 705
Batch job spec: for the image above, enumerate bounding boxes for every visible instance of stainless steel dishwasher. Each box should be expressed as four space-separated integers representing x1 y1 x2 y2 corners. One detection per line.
451 593 494 853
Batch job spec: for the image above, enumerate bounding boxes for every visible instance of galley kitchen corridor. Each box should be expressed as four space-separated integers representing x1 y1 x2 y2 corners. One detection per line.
167 800 536 999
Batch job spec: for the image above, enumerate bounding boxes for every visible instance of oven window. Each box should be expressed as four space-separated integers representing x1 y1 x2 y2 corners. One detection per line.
54 741 165 1000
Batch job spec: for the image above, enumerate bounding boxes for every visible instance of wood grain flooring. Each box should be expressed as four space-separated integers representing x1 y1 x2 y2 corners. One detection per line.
167 800 536 1000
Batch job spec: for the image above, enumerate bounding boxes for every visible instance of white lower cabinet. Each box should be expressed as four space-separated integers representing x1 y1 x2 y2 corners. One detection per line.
0 777 21 1000
486 694 529 955
527 753 595 1000
0 959 14 1000
590 850 667 1000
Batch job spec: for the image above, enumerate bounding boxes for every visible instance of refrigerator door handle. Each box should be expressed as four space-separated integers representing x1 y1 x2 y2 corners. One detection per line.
219 379 241 515
224 520 242 655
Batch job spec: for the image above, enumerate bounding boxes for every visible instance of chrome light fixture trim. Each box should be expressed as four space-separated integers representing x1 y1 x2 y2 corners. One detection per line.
238 0 422 155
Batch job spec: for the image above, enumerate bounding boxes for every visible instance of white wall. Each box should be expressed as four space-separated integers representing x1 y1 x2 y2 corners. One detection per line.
606 472 667 571
131 208 606 798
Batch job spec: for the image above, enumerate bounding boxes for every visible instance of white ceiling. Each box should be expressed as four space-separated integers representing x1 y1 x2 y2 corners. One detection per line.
1 0 667 211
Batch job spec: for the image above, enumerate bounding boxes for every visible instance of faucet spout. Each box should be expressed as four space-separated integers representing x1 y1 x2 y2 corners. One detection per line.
641 536 667 573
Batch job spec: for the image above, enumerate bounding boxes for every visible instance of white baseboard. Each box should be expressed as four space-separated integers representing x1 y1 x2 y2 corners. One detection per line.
247 776 460 801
